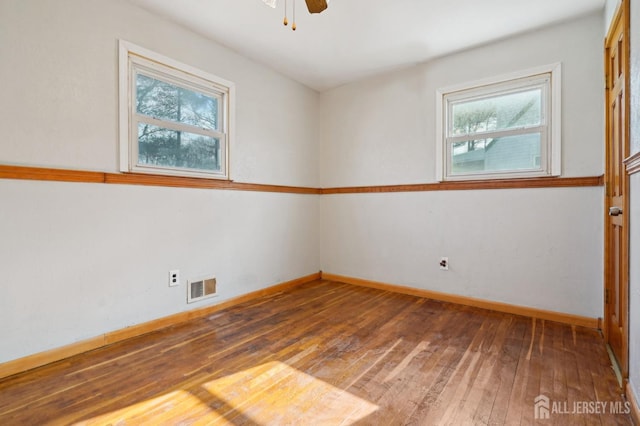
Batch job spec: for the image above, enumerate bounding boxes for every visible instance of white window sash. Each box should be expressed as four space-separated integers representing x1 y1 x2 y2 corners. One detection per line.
131 137 227 177
134 115 225 140
445 131 549 180
132 65 226 132
445 125 547 145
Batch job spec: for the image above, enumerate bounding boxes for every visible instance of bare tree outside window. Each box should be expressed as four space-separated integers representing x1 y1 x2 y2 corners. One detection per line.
136 74 221 172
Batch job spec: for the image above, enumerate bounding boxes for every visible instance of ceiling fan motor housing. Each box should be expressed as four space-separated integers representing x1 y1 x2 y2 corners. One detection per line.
305 0 328 14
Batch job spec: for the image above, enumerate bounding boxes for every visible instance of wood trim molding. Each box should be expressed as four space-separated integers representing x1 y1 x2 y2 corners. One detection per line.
0 272 320 380
320 272 599 329
0 165 320 195
628 382 640 426
1 164 603 194
624 151 640 175
321 175 604 194
104 173 321 194
0 165 105 183
0 336 107 382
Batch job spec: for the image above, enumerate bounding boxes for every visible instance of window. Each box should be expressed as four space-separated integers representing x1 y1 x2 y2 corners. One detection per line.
436 64 561 181
119 41 234 179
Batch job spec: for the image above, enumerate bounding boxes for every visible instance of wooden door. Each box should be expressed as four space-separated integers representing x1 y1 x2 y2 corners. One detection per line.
604 0 629 379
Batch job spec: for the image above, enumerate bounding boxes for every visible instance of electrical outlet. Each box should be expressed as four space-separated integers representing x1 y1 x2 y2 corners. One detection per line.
169 269 180 287
439 257 449 271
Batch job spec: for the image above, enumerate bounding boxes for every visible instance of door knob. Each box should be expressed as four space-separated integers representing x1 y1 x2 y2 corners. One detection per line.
609 206 623 216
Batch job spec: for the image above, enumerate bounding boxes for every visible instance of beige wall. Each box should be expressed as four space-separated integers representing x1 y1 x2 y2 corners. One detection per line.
319 12 605 317
0 0 320 363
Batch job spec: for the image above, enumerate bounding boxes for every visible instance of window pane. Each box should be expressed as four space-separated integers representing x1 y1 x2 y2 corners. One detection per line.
451 133 541 174
450 88 542 136
136 74 219 131
137 123 221 172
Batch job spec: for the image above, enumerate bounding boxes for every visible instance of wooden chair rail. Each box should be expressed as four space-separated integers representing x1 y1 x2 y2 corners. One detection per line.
0 164 603 194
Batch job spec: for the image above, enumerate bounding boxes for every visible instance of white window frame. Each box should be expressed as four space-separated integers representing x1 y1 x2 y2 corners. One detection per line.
435 63 561 181
119 40 235 180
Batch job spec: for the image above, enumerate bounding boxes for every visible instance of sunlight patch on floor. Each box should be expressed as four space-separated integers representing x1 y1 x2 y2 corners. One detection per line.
73 362 378 425
202 361 379 425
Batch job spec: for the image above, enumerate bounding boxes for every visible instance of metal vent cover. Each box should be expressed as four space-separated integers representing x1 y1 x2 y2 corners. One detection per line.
187 276 217 303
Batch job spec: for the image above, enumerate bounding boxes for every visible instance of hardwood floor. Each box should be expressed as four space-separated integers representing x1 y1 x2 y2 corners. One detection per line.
0 280 631 425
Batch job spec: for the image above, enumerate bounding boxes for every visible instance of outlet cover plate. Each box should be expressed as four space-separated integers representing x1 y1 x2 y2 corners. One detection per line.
439 257 449 271
169 269 180 287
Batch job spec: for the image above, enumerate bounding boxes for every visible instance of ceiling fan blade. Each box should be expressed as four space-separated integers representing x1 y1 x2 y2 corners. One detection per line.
304 0 328 14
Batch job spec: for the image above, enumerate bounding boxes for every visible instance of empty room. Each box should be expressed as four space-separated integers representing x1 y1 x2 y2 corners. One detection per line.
1 0 639 424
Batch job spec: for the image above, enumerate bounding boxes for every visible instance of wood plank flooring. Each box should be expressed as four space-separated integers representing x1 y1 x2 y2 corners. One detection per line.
0 279 632 425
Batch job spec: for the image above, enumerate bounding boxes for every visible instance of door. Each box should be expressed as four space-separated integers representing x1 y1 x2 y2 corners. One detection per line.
604 0 629 379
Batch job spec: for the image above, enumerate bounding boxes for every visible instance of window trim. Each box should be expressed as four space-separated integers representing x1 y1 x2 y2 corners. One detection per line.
435 63 561 182
118 40 235 180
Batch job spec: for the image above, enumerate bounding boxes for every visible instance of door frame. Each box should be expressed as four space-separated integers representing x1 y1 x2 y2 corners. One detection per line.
604 0 630 380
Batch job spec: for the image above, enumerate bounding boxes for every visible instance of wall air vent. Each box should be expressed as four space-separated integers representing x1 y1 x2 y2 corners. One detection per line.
187 276 217 303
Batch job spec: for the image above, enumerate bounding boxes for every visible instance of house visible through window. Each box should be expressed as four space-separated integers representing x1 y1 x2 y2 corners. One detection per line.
436 64 561 181
119 41 234 179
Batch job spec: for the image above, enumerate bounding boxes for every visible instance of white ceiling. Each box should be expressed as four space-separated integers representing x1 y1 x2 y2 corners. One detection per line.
127 0 605 91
